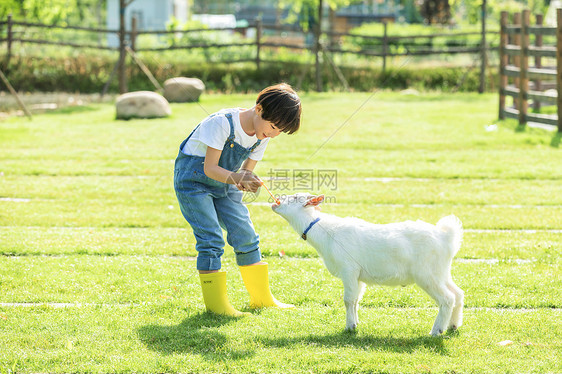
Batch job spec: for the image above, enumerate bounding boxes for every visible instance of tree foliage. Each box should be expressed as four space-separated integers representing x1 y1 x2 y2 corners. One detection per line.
0 0 551 31
1 0 106 25
450 0 549 25
279 0 358 30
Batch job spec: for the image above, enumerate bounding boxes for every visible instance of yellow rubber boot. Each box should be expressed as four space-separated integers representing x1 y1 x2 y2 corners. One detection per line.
240 263 294 309
199 272 249 317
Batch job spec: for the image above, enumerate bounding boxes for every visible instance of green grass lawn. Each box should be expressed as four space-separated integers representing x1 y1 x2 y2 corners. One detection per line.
1 91 561 373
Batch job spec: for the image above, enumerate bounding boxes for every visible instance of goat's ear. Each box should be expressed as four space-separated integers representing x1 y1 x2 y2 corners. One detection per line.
304 194 325 207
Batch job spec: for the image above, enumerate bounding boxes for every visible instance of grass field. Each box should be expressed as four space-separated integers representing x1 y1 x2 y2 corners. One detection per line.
1 91 561 373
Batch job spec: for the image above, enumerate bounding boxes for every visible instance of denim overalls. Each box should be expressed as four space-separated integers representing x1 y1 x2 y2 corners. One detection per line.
174 113 263 271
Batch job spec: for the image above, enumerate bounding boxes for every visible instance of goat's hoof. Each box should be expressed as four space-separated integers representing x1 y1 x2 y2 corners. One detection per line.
345 324 357 332
449 322 462 330
430 329 444 337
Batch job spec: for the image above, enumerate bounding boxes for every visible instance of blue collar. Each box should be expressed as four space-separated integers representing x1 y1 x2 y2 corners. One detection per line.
302 218 321 240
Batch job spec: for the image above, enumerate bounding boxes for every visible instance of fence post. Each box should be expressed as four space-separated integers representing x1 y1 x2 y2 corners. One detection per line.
328 6 336 48
518 10 529 126
513 12 521 110
315 0 323 92
533 13 543 112
118 0 127 94
499 11 507 120
131 16 137 51
255 18 261 71
6 13 12 67
479 0 487 93
382 21 388 72
556 9 562 133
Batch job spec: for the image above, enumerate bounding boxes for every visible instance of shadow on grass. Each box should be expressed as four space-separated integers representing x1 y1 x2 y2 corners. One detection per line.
515 124 527 133
45 105 99 115
137 312 255 361
510 121 561 147
259 330 449 355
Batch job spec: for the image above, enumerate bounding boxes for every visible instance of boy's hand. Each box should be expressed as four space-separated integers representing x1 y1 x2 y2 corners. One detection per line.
238 172 262 193
234 170 262 193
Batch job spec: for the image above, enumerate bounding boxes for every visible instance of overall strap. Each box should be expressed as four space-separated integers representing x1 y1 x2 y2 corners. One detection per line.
179 123 200 152
225 112 262 152
249 138 262 152
225 113 235 141
185 124 200 142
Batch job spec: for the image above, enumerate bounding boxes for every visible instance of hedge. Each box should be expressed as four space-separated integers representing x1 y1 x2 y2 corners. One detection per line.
1 54 497 93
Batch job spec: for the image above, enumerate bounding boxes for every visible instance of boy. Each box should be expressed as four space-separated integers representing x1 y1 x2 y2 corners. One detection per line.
174 83 301 316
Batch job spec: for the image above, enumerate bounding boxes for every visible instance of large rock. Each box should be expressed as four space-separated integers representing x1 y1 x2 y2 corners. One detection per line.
163 77 205 103
115 91 171 119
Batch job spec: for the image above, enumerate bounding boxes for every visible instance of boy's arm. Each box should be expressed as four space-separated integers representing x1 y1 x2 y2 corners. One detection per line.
240 158 258 173
203 147 262 191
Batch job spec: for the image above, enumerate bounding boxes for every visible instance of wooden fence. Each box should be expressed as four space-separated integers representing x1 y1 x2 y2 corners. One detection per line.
499 9 562 132
1 14 498 93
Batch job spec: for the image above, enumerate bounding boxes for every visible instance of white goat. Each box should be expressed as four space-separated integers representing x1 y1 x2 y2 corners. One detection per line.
272 193 464 336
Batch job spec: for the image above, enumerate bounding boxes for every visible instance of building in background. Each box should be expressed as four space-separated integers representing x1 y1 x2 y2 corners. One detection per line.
105 0 410 47
191 0 407 30
106 0 189 46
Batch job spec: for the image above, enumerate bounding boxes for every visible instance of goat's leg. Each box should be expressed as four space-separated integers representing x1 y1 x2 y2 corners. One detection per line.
447 280 464 330
356 281 366 325
418 281 456 336
342 276 362 331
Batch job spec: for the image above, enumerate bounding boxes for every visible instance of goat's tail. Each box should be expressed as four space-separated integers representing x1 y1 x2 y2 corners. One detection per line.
437 215 463 257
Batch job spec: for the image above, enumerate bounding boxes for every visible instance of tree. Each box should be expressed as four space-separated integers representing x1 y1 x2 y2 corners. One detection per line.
420 0 451 24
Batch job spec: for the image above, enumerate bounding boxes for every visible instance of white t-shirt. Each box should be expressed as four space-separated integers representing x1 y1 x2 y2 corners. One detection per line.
181 108 269 161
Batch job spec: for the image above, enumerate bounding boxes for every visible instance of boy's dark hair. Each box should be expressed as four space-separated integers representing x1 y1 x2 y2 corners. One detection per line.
256 83 301 134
